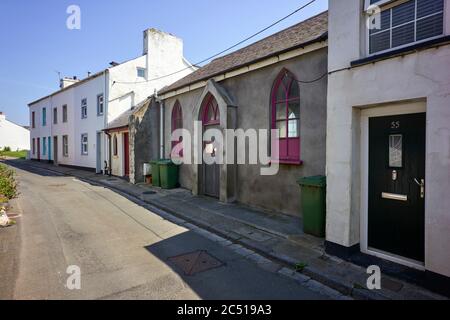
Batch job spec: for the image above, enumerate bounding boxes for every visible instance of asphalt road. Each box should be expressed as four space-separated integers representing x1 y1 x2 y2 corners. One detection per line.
0 162 329 300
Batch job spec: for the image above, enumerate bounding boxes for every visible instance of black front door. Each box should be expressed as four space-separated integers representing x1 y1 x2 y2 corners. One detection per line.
368 113 426 262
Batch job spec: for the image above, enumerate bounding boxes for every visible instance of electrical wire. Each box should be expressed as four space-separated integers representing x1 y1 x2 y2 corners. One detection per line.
294 71 328 84
112 0 318 85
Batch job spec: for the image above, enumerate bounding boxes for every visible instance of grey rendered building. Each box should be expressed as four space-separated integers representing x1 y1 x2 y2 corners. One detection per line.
133 12 329 217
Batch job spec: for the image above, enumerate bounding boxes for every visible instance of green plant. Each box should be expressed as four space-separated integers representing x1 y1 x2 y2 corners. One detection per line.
0 164 17 199
0 150 27 159
295 262 308 272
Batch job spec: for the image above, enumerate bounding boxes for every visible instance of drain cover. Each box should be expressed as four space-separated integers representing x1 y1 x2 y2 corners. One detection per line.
168 250 224 276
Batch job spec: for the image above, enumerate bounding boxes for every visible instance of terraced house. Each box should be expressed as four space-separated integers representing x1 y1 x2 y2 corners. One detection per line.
28 29 195 176
325 0 450 295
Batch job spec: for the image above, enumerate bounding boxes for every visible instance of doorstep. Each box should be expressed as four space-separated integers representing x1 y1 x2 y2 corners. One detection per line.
10 159 448 300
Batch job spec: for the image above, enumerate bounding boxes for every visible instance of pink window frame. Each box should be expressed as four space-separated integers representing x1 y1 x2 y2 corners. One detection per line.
201 94 220 126
271 69 301 165
171 101 183 156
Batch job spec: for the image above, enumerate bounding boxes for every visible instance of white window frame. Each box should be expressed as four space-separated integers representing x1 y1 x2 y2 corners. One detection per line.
81 133 88 155
137 67 146 78
364 0 395 11
32 111 35 128
63 135 69 157
62 105 68 123
81 98 88 119
42 107 47 127
97 94 104 116
53 107 58 125
366 0 445 56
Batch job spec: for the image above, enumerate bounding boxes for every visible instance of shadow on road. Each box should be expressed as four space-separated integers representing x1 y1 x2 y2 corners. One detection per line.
144 231 327 300
2 159 67 177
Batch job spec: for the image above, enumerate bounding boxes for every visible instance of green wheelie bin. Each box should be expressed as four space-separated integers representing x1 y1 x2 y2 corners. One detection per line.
150 160 161 187
297 176 326 237
158 160 179 189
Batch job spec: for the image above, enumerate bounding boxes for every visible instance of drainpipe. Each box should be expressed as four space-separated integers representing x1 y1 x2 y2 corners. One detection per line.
157 94 164 160
50 95 53 164
105 131 112 176
160 101 164 159
103 70 110 173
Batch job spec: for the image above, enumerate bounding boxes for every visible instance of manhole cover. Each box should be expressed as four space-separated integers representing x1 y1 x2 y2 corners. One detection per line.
168 250 224 276
142 191 156 195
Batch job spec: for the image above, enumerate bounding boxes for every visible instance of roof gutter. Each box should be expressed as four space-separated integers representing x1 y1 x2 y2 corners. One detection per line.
103 125 129 134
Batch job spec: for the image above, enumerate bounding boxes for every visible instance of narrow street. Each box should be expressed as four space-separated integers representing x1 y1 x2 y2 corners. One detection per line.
0 162 330 300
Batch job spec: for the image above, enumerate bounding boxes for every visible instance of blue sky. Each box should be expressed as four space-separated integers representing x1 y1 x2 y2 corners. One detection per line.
0 0 327 125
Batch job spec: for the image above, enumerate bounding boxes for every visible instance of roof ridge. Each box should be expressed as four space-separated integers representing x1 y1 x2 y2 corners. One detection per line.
160 10 328 95
210 10 328 64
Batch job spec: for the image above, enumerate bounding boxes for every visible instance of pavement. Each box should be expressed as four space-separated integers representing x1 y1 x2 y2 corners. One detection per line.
0 159 336 300
1 159 447 300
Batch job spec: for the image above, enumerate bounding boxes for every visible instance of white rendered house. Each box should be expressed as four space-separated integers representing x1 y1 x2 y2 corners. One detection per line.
0 112 30 151
326 0 450 295
28 29 196 173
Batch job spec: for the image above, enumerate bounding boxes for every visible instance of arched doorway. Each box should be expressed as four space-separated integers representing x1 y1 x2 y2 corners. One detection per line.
201 94 220 198
191 80 237 203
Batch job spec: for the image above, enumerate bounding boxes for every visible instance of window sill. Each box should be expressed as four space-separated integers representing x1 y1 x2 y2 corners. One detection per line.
351 36 450 68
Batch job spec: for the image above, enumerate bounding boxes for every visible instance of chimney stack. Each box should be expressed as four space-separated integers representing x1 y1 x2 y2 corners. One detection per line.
60 76 80 89
143 28 184 71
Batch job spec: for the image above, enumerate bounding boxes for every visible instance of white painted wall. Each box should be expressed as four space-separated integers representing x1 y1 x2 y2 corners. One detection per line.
0 113 30 151
50 88 76 165
72 74 106 169
108 29 195 123
29 28 196 172
327 0 450 277
29 98 52 160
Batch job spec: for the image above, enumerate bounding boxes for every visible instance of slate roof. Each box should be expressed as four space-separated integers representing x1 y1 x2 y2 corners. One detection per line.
159 11 328 95
105 109 134 130
105 97 152 130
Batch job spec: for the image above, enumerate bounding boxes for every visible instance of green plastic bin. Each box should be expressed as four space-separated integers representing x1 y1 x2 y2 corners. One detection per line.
150 160 161 187
297 176 326 237
159 160 179 189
